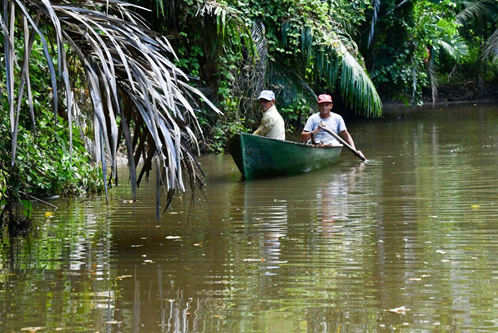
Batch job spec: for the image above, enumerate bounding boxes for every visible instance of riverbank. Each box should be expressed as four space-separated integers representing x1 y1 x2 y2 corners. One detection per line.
383 83 498 109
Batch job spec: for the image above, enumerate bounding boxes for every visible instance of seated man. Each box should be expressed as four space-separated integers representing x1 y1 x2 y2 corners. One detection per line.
300 94 365 159
253 90 285 140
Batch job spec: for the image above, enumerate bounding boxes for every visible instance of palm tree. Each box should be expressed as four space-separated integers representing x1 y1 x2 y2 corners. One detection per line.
426 21 470 104
456 0 498 95
1 0 221 223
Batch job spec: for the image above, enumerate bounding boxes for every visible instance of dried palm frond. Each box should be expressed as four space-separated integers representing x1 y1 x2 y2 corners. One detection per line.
233 20 268 120
1 0 221 212
428 57 439 105
368 0 381 49
483 28 498 64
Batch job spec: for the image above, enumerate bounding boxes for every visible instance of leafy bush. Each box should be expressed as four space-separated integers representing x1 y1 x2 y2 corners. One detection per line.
0 110 103 200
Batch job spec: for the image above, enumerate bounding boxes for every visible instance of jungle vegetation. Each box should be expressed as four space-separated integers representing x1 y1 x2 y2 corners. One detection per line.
1 0 498 231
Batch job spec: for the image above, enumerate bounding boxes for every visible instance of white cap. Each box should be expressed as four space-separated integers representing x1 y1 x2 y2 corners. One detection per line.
258 90 275 101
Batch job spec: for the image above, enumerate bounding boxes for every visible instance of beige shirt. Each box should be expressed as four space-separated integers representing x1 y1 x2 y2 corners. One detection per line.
253 105 285 140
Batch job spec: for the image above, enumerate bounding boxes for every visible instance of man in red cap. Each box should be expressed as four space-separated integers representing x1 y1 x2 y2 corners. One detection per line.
300 94 364 159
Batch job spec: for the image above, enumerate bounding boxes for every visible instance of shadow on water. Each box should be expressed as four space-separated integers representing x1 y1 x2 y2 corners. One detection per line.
2 103 498 331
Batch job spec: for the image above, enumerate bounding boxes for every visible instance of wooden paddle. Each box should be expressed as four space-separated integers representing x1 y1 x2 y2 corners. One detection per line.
318 124 366 161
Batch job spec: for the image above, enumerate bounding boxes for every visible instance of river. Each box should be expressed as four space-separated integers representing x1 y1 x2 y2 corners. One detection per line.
2 102 498 332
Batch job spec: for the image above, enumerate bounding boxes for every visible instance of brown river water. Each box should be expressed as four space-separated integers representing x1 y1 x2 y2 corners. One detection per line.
2 103 498 332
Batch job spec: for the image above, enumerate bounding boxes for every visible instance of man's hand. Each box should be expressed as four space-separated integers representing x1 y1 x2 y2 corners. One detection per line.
357 150 366 161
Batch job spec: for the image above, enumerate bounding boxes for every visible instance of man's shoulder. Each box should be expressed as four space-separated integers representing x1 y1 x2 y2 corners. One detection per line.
265 106 278 115
329 112 344 120
269 107 284 118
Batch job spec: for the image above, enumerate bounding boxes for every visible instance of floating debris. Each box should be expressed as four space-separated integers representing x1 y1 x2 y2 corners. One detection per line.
116 275 132 280
243 258 265 262
21 328 45 332
388 306 408 314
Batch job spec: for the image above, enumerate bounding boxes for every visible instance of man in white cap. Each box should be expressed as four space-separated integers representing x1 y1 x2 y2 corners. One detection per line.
253 90 285 140
300 94 364 159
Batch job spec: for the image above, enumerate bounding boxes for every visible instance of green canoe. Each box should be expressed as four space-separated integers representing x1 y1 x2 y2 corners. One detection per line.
227 133 343 180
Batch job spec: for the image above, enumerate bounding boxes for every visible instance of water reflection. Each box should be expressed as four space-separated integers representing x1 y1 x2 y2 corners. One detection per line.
0 200 115 332
241 182 288 275
316 162 367 237
3 104 498 332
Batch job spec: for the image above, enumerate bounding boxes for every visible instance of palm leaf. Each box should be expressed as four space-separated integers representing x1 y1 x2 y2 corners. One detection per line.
483 29 498 64
267 62 317 112
3 0 221 215
456 0 498 26
437 36 469 63
315 31 382 118
339 45 383 118
3 1 16 137
14 0 59 118
233 21 267 119
196 2 257 59
279 19 382 117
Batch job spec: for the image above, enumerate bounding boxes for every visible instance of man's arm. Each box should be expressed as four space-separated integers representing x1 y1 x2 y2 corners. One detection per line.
253 115 272 136
339 130 356 150
300 119 322 141
300 128 320 142
300 130 311 141
339 130 365 159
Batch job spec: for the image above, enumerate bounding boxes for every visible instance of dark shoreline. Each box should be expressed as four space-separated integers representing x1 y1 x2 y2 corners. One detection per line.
383 97 498 110
382 83 498 109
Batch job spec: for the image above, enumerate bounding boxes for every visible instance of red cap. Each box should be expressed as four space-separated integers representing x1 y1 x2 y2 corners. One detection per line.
318 94 333 104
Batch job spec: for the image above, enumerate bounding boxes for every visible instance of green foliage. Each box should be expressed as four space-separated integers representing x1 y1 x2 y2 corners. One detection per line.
1 21 103 225
456 0 498 86
144 0 381 143
229 0 382 118
142 0 254 152
175 32 205 77
279 98 313 132
20 199 33 219
365 0 474 103
0 110 103 200
367 0 498 104
201 47 249 153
